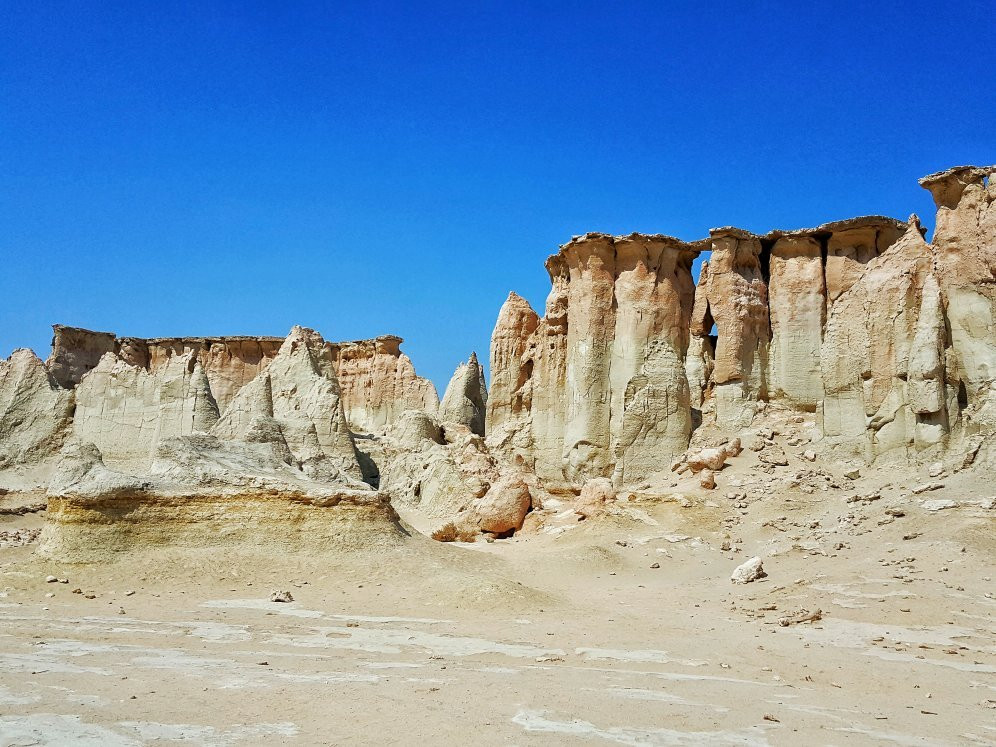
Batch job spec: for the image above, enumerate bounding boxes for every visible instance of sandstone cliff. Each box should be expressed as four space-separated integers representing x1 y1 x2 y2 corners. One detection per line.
329 336 439 433
486 167 993 489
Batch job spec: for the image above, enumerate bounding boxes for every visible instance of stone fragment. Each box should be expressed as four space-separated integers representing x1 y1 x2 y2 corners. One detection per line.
731 556 767 584
575 477 615 519
921 499 958 512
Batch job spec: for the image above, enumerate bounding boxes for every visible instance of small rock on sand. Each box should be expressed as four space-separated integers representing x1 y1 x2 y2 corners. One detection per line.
731 557 766 584
922 499 958 512
270 590 294 603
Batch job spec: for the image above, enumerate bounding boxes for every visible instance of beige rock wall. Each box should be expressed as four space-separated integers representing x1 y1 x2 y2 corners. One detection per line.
820 219 935 460
45 326 117 389
767 235 825 409
329 336 438 433
487 233 700 489
217 326 362 480
72 352 220 472
36 327 436 437
0 349 74 468
690 229 769 428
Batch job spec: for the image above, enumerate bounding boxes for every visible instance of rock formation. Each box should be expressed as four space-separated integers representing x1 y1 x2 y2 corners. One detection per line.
0 349 74 469
486 233 701 490
329 336 438 433
486 167 993 491
439 353 487 436
0 164 993 553
40 437 398 563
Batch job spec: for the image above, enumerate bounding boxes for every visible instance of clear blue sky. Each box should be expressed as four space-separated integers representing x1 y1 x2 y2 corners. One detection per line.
2 2 992 391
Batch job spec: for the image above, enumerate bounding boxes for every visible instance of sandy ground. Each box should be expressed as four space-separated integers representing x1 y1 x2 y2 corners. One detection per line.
1 472 994 746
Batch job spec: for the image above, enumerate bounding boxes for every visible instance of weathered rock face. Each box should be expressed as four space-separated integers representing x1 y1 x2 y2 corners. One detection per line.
26 326 398 560
920 165 996 459
439 353 487 436
486 233 700 489
767 235 825 409
329 336 439 433
73 351 220 472
486 172 993 483
691 229 769 429
380 411 498 520
488 234 698 487
216 326 362 480
45 326 117 389
486 292 538 434
140 337 283 414
39 437 398 563
34 327 436 438
0 349 74 468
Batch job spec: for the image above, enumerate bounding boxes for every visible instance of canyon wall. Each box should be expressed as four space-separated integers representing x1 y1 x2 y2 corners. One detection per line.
486 166 994 488
41 326 435 437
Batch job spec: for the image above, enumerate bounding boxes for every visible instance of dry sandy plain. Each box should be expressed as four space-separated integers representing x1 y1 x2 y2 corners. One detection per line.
1 456 994 747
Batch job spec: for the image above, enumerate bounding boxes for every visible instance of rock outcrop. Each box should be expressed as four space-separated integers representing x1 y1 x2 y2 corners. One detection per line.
329 336 439 433
1 164 993 555
486 168 993 488
214 326 363 480
34 326 437 438
40 437 398 563
380 411 498 520
0 349 74 468
45 325 117 389
72 351 221 472
439 353 487 436
486 233 702 490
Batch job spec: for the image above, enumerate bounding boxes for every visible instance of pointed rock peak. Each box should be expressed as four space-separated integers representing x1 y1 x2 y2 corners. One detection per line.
440 354 488 436
276 326 336 378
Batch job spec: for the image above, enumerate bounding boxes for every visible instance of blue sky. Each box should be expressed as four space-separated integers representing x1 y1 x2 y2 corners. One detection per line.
1 1 992 391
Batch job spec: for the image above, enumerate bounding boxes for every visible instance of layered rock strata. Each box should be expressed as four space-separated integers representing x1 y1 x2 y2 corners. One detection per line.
38 326 436 436
40 438 399 563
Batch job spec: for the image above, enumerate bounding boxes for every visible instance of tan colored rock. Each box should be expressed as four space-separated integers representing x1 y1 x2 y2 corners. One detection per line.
45 325 116 389
825 221 904 303
39 436 396 563
486 292 539 434
329 336 438 433
215 326 361 481
468 473 532 535
574 477 615 519
379 410 497 519
142 336 282 415
0 349 74 468
920 166 996 415
72 351 219 472
685 438 741 473
767 235 825 409
690 228 769 428
821 218 934 460
439 352 487 436
488 233 701 490
526 254 570 486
